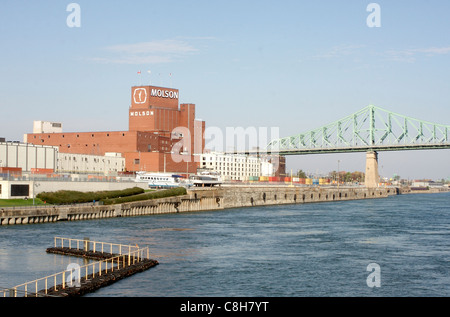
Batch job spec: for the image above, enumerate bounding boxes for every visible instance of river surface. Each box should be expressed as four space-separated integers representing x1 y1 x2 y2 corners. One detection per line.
0 192 449 297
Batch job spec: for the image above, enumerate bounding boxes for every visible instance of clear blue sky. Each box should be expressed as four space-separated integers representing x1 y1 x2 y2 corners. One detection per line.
1 0 449 180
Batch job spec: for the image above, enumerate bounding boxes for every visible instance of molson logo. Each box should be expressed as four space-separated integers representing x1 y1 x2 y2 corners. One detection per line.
151 88 179 99
133 88 147 104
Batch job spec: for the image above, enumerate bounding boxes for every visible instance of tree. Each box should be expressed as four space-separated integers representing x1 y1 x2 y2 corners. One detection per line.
329 170 364 183
351 171 365 183
296 169 307 178
329 170 337 180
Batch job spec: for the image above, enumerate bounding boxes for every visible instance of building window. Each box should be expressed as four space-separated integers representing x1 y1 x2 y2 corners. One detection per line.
134 159 140 165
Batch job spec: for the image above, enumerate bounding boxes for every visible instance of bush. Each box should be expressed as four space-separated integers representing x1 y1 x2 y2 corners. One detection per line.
36 187 145 205
101 187 187 205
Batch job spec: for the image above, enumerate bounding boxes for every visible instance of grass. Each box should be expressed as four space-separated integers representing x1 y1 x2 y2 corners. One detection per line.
0 198 45 207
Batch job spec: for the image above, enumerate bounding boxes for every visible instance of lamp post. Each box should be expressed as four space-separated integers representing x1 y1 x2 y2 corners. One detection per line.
337 160 340 189
33 181 40 205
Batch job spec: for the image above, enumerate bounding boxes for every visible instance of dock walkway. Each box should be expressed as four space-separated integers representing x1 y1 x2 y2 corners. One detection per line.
6 237 158 297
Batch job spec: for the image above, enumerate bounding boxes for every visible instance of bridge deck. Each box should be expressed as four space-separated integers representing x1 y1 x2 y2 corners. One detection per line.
235 143 450 156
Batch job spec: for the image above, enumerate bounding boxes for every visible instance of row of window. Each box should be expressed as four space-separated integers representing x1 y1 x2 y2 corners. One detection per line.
140 177 170 181
59 156 121 165
203 165 260 173
202 156 258 163
221 172 260 177
202 161 260 168
34 133 127 138
56 165 121 172
204 162 259 167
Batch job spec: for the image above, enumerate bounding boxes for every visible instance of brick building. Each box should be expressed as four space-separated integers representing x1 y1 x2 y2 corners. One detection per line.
24 85 205 174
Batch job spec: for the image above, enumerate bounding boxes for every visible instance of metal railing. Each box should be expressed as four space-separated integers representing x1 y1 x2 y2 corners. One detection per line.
1 287 56 297
53 237 143 256
8 238 150 297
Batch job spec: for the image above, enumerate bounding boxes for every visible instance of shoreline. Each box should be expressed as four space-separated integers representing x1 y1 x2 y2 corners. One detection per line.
0 185 447 226
398 187 450 195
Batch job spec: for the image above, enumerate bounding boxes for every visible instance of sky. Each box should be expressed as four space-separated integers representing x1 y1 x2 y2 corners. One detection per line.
0 0 449 180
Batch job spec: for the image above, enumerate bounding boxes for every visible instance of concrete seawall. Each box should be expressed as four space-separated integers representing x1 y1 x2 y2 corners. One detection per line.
0 186 396 226
217 185 396 209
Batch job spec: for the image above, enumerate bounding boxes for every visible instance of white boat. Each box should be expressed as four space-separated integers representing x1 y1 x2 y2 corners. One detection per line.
135 172 183 188
189 171 222 187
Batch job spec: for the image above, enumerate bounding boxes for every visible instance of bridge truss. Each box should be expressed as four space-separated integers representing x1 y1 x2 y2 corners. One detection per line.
265 105 450 155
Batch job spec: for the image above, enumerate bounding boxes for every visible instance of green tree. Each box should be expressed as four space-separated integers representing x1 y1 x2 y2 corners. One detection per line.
296 169 307 178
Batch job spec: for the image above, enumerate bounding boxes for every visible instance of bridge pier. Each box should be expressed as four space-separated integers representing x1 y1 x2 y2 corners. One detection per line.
365 151 380 188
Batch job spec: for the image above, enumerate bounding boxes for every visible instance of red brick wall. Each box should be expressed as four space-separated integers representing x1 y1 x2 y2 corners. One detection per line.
26 131 138 155
135 131 171 153
129 107 156 132
178 103 196 153
194 119 205 154
153 108 180 133
124 151 199 174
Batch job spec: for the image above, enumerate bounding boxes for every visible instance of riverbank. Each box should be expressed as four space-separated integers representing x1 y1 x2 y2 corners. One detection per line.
397 186 450 195
0 185 399 226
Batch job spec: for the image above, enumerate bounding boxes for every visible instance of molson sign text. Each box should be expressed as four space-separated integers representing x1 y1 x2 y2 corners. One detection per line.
151 88 179 99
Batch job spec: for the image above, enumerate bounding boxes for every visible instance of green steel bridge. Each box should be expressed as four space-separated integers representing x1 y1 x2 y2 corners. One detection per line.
264 105 450 155
235 105 450 187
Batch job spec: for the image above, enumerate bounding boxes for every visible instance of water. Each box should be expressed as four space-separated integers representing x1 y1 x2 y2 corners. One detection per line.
0 192 449 297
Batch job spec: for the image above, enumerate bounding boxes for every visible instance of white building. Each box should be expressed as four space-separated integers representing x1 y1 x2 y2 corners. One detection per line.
32 121 63 134
0 141 58 172
57 152 125 175
0 141 125 175
260 158 274 177
199 152 261 181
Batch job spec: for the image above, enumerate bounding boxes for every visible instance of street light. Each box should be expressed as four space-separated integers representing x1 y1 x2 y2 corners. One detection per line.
33 181 40 205
337 160 340 189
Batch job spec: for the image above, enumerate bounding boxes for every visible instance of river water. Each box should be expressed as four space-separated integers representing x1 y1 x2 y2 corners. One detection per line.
0 192 449 297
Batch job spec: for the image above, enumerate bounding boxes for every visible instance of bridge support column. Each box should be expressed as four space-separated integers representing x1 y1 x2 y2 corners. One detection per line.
365 151 379 188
